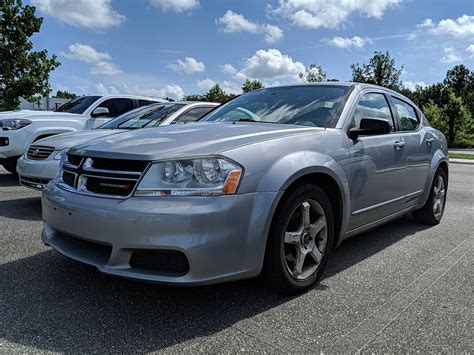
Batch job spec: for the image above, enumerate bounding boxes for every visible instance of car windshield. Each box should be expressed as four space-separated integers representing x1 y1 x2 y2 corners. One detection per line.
203 85 351 128
98 103 186 130
54 96 102 114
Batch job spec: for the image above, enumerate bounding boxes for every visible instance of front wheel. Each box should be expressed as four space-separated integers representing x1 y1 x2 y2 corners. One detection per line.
263 184 334 294
413 168 447 225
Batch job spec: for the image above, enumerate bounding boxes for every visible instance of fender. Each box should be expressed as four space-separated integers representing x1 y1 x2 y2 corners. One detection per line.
256 150 352 247
418 149 448 208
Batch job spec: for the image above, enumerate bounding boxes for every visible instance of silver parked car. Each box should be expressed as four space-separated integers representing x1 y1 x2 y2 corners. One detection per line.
41 83 448 293
17 102 218 190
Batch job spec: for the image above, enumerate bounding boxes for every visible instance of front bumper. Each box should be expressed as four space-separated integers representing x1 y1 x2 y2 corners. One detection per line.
17 154 59 190
42 183 280 285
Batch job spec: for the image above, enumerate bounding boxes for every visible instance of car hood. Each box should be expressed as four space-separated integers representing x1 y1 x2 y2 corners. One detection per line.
71 122 324 160
34 129 122 150
0 110 80 120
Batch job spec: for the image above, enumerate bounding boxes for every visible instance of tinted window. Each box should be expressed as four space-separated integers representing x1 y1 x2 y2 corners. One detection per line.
203 86 350 128
138 99 158 107
114 104 185 129
55 96 101 114
94 98 134 118
175 107 215 123
392 97 419 131
351 93 394 130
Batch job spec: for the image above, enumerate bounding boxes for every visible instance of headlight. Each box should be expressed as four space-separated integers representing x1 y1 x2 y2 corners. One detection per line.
0 119 32 130
135 157 242 196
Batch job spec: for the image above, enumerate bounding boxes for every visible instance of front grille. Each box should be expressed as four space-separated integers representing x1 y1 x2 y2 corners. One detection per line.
67 153 83 166
27 145 54 160
20 175 50 185
85 176 136 197
59 156 149 198
59 233 112 264
130 250 190 275
62 171 76 187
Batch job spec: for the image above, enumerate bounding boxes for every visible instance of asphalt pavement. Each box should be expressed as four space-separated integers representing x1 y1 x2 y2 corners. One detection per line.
0 165 472 353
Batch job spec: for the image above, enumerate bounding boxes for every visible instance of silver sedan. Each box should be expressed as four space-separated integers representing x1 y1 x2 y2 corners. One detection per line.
41 83 448 293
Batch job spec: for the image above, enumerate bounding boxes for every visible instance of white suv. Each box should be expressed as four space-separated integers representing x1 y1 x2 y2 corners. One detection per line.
0 94 165 174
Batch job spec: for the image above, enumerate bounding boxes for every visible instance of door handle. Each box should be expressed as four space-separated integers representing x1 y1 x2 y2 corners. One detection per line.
426 138 434 144
393 141 405 149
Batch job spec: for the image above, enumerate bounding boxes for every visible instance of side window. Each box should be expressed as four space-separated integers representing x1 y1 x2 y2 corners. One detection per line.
94 98 134 117
175 107 215 123
137 100 157 108
351 93 394 130
391 97 419 131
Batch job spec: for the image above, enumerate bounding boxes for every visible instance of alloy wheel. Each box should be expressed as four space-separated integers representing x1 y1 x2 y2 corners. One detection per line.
283 199 328 280
432 175 446 220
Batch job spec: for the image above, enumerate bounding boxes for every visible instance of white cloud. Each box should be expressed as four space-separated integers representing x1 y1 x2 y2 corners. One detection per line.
168 57 205 74
95 82 185 101
418 15 474 38
220 64 237 75
221 81 241 95
327 36 371 48
90 61 122 76
267 0 401 29
217 10 258 33
467 44 474 58
241 49 305 80
196 78 216 91
216 10 283 43
441 48 462 63
416 18 433 29
32 0 125 29
63 43 111 63
403 81 427 91
262 24 284 44
150 0 199 13
63 43 121 76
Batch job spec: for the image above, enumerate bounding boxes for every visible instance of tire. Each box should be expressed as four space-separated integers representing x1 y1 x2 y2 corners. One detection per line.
1 157 19 175
263 184 334 294
413 168 447 225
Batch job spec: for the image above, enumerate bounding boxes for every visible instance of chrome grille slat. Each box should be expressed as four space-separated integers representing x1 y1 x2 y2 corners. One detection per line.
58 155 149 198
27 145 55 160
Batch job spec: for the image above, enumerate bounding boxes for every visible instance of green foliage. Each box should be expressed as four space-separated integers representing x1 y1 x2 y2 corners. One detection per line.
299 64 326 82
242 79 264 93
350 51 403 90
184 84 236 103
0 0 60 110
54 90 76 99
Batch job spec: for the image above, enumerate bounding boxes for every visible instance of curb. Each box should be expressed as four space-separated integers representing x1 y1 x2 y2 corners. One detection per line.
450 159 474 165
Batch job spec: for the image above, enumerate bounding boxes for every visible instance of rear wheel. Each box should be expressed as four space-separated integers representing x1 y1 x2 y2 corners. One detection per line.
263 184 334 294
413 168 447 225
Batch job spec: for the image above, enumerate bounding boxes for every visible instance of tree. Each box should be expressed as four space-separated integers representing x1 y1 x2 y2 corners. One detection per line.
205 84 230 103
242 79 264 93
0 0 60 110
299 64 326 82
183 94 205 102
163 96 175 102
442 91 470 147
54 90 76 99
350 51 403 90
443 65 472 98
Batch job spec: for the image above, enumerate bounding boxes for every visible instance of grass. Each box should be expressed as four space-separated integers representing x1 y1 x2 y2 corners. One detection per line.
449 153 474 160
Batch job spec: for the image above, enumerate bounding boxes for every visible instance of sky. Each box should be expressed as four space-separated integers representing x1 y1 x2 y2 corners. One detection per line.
26 0 474 100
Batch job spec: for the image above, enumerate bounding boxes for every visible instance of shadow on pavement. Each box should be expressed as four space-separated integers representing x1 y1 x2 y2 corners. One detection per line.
0 215 431 352
0 196 41 221
0 172 19 187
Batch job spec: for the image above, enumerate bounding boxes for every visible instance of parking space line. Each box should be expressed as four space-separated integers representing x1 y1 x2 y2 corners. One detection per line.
327 235 474 353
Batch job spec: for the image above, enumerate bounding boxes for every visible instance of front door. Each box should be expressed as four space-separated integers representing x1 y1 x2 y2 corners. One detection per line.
347 92 407 231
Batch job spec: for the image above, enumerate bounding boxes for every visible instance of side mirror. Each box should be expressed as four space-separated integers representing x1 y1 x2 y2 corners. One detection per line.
91 107 110 117
349 118 392 140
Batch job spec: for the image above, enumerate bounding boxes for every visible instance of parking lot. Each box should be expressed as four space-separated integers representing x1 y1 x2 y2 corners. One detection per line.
0 164 472 352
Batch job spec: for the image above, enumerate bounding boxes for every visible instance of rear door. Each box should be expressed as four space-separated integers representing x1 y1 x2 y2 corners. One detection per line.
346 91 407 231
390 96 431 200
